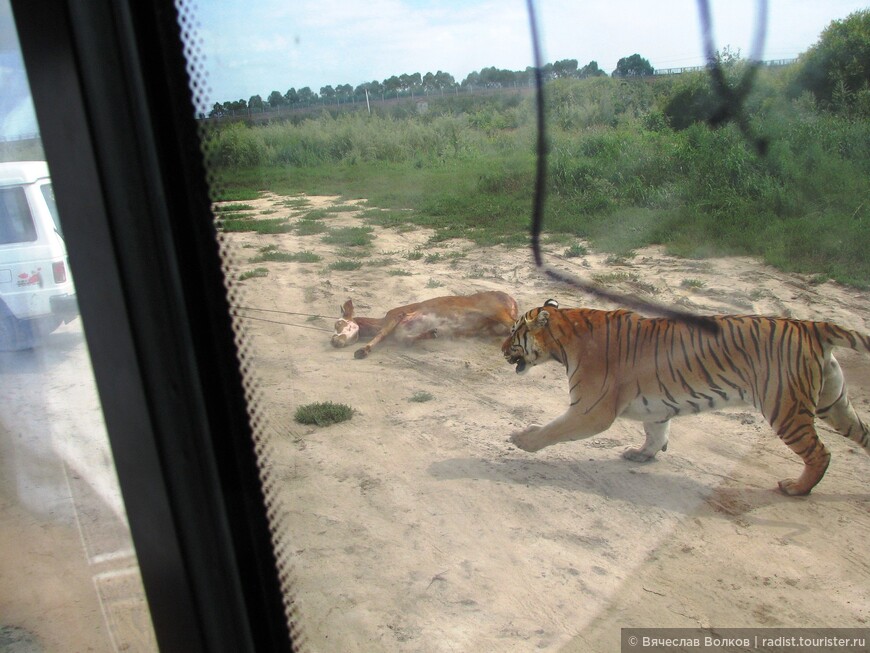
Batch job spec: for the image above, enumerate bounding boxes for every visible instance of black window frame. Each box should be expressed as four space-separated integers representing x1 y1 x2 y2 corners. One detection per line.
11 1 293 651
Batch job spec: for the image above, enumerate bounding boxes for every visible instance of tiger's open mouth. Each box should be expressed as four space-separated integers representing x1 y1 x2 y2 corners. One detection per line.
507 354 527 374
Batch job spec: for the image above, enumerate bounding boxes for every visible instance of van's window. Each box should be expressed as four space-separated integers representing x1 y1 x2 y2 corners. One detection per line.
0 186 36 244
40 183 60 236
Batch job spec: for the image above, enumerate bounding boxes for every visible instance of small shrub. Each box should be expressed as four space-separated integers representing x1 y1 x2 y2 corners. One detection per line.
564 243 588 258
294 401 354 426
680 278 706 289
409 391 434 403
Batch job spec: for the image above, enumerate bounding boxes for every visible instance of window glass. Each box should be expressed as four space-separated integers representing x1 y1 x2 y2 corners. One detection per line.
189 1 870 650
0 0 157 649
40 183 61 236
0 187 35 243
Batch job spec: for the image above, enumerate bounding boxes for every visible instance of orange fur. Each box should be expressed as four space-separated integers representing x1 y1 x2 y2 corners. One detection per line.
503 300 870 495
333 291 519 359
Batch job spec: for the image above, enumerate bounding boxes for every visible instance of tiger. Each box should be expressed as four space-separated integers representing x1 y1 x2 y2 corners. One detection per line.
502 299 870 495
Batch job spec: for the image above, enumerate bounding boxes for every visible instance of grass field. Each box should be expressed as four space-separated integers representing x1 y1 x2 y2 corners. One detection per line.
205 71 870 288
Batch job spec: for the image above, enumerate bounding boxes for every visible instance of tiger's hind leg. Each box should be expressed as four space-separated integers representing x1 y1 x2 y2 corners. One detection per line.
774 413 831 496
623 420 670 462
816 355 870 454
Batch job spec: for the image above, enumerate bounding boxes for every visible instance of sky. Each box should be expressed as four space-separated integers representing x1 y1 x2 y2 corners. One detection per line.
193 0 870 106
0 0 868 137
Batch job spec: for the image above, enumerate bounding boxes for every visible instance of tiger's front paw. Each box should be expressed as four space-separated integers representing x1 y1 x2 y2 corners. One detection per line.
622 447 657 462
509 425 546 452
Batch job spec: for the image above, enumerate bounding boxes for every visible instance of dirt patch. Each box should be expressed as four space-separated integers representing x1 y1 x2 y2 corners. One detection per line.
220 193 870 652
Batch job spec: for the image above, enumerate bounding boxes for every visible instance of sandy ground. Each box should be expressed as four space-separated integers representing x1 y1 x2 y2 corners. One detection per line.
220 193 870 652
0 323 156 652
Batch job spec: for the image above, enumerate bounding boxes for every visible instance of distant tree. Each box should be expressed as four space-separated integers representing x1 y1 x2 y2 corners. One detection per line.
297 87 315 105
319 85 336 103
248 94 264 110
792 9 870 114
612 54 654 77
399 72 422 96
267 90 285 107
552 59 579 78
383 75 402 97
461 70 481 88
334 83 353 103
579 61 607 78
284 88 299 105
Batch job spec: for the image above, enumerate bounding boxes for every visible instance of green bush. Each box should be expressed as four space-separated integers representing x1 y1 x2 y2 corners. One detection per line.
294 401 354 426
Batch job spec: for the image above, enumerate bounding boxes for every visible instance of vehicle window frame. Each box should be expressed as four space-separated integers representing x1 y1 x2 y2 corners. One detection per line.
10 1 293 651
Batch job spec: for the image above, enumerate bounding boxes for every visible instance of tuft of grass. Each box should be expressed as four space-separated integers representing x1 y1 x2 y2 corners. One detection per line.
408 391 434 403
239 267 268 281
220 217 293 234
322 226 375 247
214 203 254 213
328 260 363 271
388 269 413 276
405 250 424 261
283 197 311 209
564 243 588 258
294 219 328 235
252 249 322 263
680 278 706 289
294 401 354 426
303 208 333 220
426 278 444 288
325 204 361 213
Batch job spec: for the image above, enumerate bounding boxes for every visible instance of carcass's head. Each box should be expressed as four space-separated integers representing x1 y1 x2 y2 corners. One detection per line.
331 299 360 348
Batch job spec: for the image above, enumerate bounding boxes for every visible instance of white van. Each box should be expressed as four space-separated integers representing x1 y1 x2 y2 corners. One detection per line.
0 161 78 350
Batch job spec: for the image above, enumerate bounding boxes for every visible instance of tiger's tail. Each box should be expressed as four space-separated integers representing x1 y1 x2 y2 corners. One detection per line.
817 322 870 455
821 322 870 355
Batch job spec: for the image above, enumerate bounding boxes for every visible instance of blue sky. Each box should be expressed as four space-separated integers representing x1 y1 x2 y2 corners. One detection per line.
195 0 870 106
1 1 868 137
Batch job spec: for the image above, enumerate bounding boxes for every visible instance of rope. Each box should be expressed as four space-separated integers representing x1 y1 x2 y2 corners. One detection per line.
233 305 333 320
232 306 335 333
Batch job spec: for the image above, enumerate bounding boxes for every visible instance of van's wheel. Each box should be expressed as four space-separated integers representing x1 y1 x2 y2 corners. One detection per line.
0 305 35 351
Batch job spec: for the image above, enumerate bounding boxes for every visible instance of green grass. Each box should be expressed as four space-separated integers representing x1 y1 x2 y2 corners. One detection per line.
219 217 293 234
293 219 328 235
563 243 588 258
205 74 870 288
251 248 321 263
239 268 268 280
328 260 363 271
294 401 354 426
321 226 375 247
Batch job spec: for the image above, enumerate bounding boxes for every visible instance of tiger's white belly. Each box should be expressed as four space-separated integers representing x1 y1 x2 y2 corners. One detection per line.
620 390 749 423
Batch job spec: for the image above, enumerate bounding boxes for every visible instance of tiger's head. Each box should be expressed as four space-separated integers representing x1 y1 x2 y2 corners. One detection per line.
502 299 561 374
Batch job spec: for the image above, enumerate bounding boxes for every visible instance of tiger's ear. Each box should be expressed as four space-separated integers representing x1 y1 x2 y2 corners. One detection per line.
543 299 559 308
525 309 550 330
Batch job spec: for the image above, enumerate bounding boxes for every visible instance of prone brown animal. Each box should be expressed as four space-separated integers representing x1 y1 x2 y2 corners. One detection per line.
331 290 519 359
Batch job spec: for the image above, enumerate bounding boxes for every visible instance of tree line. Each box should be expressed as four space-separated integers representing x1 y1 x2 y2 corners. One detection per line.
207 56 659 118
